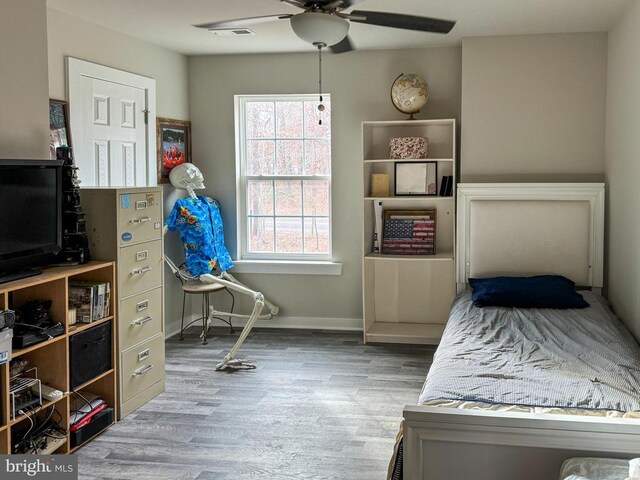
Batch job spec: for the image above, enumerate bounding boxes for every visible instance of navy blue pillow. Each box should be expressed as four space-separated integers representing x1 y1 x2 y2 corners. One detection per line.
468 275 589 309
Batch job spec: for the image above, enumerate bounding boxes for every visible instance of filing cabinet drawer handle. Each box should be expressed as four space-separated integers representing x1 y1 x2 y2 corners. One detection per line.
130 216 152 224
132 364 154 377
132 316 153 326
131 266 152 275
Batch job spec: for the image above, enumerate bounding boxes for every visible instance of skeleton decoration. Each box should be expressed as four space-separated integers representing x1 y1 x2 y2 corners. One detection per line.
163 163 279 370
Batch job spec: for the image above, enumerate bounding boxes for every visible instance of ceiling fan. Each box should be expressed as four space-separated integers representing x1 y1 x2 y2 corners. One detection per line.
193 0 457 54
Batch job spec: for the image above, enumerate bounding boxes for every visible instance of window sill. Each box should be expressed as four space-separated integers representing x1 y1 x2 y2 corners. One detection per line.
231 260 343 276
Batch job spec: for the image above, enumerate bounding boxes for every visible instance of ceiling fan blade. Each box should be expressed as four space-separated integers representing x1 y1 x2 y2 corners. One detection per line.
321 0 364 9
280 0 307 8
193 14 293 30
330 35 354 54
349 10 456 34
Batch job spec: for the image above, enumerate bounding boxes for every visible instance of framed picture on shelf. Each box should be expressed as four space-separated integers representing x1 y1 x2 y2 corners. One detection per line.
394 161 437 196
157 117 192 184
49 99 71 160
382 209 437 255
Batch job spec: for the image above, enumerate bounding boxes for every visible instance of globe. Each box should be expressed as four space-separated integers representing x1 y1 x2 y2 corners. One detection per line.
390 73 430 119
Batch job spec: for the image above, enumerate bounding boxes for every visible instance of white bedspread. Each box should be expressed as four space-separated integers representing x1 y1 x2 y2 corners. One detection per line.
419 291 640 415
560 458 629 480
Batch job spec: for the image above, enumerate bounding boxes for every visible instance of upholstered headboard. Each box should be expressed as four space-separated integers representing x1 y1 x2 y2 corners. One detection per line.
456 184 605 291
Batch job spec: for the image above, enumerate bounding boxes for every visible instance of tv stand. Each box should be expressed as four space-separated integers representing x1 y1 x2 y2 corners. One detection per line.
0 261 118 454
0 268 42 285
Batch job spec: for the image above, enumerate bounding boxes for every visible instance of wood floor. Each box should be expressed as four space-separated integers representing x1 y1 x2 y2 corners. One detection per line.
76 328 435 480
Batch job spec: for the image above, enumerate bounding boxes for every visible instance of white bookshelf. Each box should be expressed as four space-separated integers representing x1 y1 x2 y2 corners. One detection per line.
362 119 457 344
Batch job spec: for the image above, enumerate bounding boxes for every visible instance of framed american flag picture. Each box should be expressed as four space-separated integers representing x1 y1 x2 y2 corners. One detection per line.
382 209 437 255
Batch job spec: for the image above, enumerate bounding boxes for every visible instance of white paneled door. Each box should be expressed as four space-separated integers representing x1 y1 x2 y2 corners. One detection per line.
68 58 156 187
84 78 146 186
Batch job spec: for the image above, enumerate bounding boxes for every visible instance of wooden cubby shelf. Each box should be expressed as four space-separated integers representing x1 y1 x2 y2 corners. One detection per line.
0 261 118 454
12 335 67 358
68 316 113 335
72 369 115 393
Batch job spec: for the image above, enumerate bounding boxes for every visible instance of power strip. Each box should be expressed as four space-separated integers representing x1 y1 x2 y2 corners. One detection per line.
28 436 66 455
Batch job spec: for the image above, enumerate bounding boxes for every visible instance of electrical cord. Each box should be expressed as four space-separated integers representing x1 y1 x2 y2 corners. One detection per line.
28 405 56 439
44 431 67 440
70 391 97 430
14 404 67 454
13 322 55 339
72 390 95 413
14 322 51 331
18 409 35 445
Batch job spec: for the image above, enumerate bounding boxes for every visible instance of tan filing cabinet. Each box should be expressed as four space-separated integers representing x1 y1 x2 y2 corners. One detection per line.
81 187 165 419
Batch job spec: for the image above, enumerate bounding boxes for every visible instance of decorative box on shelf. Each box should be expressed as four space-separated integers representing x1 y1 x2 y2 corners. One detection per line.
370 173 390 197
389 136 429 159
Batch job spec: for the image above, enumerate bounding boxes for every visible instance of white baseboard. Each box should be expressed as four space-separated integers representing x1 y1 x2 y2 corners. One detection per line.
165 315 362 340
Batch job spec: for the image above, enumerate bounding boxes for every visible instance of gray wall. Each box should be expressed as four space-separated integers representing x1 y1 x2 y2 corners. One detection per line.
0 0 50 159
47 7 189 120
605 0 640 339
46 8 191 331
188 47 462 324
4 5 619 333
460 33 608 182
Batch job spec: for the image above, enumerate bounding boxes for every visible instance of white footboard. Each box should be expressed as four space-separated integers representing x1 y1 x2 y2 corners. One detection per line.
403 405 640 480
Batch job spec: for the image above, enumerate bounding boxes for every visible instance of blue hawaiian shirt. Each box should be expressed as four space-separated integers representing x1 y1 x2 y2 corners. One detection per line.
165 196 234 276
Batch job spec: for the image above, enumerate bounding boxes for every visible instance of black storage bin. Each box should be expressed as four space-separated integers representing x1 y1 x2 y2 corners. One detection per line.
69 321 112 389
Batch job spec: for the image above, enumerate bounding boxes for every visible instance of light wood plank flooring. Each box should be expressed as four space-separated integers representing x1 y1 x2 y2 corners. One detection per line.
76 328 435 480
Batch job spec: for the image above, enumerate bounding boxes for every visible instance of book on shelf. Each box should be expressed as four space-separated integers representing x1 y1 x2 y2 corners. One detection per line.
439 175 454 197
104 283 111 317
445 175 454 196
439 176 449 197
373 200 384 253
68 281 111 323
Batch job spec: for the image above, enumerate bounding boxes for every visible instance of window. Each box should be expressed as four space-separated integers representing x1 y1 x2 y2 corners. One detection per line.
235 95 332 262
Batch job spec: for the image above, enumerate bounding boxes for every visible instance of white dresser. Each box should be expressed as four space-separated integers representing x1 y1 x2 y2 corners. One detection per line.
81 187 165 418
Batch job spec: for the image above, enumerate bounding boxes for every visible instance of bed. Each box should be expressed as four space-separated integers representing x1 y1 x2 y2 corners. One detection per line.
398 184 640 480
559 458 632 480
420 290 640 418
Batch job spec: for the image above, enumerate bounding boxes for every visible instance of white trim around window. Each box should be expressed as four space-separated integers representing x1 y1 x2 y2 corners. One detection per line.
234 94 339 274
232 259 342 275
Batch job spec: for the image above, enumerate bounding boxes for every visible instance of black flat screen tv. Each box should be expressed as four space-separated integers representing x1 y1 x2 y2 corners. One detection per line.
0 159 63 283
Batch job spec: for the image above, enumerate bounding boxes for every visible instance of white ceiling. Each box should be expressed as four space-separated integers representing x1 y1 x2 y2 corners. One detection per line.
47 0 630 55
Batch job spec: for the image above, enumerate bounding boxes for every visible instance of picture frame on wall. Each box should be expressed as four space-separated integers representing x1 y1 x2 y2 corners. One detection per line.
394 161 437 196
382 209 437 255
157 117 192 184
49 99 71 160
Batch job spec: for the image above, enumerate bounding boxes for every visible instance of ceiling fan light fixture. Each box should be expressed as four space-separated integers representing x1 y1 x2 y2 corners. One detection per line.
290 12 349 46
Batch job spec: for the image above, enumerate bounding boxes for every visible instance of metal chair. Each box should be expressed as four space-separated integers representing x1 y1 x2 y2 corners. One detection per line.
174 265 235 344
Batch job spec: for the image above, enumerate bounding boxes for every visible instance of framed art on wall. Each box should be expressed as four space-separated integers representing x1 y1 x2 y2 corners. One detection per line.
382 209 437 255
157 117 192 184
49 99 71 160
394 161 437 196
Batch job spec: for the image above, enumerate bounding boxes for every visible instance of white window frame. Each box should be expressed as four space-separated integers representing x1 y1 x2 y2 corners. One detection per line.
234 94 335 268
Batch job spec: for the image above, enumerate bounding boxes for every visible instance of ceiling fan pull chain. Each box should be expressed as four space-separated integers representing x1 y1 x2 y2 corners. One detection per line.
316 42 326 125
